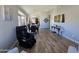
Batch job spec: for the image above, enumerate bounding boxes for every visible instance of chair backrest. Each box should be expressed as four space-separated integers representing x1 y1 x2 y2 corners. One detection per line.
30 25 37 32
16 25 27 41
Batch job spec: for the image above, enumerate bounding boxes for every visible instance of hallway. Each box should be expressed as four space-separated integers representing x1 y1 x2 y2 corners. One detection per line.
23 29 78 53
0 5 79 53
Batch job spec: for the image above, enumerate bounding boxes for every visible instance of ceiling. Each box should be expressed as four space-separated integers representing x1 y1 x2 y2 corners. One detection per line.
20 5 57 16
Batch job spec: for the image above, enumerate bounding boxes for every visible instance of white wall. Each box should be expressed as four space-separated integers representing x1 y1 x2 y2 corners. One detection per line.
39 13 50 29
0 5 18 49
50 5 79 43
29 12 50 29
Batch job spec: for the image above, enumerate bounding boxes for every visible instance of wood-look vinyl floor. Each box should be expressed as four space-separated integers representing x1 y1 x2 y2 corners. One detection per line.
21 29 78 53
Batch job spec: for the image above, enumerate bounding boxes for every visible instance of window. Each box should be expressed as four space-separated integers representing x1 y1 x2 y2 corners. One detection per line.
18 10 27 26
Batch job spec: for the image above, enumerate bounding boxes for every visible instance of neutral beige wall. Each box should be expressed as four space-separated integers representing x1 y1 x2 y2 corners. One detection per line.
50 5 79 43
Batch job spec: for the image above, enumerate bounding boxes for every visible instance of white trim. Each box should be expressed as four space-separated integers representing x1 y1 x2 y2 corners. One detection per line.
10 40 18 49
63 34 79 45
50 29 79 44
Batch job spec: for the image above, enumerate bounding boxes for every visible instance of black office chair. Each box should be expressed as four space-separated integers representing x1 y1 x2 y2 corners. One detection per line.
30 23 37 33
27 24 31 32
16 25 36 49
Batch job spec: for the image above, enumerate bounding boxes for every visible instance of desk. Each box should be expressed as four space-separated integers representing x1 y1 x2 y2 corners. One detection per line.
51 26 61 35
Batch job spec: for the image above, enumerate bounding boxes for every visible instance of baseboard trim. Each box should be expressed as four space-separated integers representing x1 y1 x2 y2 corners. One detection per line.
63 34 79 45
10 40 18 49
50 29 79 44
